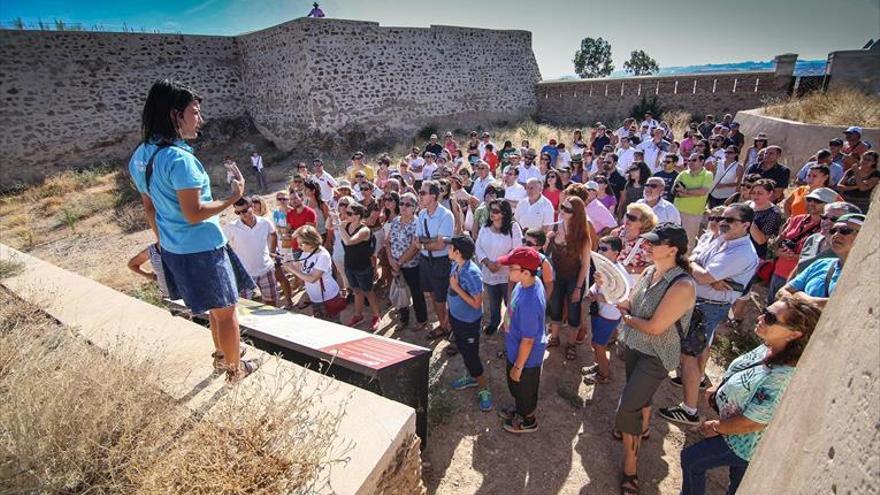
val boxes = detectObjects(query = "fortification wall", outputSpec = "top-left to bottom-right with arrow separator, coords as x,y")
536,54 -> 797,125
0,30 -> 245,185
0,19 -> 540,186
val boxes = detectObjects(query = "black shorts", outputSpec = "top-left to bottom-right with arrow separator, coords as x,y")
345,265 -> 375,292
506,361 -> 541,418
419,255 -> 451,303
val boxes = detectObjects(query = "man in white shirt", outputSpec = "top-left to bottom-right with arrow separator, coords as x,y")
502,166 -> 527,207
515,178 -> 555,233
470,161 -> 494,202
407,146 -> 426,185
422,152 -> 439,180
225,197 -> 279,306
584,181 -> 618,235
616,117 -> 636,140
615,136 -> 637,174
640,111 -> 659,130
517,150 -> 543,184
250,151 -> 267,191
637,128 -> 669,173
311,158 -> 337,201
637,177 -> 682,225
478,132 -> 496,159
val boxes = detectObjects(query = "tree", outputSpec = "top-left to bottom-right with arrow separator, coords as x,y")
623,50 -> 659,76
573,37 -> 614,79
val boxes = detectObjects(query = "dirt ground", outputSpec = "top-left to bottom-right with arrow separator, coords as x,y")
1,171 -> 759,495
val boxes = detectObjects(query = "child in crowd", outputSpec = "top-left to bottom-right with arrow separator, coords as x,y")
447,235 -> 493,412
497,247 -> 547,433
483,143 -> 499,176
127,243 -> 170,298
582,235 -> 631,384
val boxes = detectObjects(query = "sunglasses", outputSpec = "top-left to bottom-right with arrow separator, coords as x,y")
625,213 -> 641,222
760,309 -> 784,327
595,180 -> 607,184
400,202 -> 416,208
719,216 -> 744,223
234,209 -> 250,215
489,208 -> 503,214
355,175 -> 366,179
597,246 -> 610,252
708,216 -> 723,222
360,186 -> 372,192
663,160 -> 674,164
276,197 -> 289,202
687,158 -> 699,163
560,204 -> 574,214
830,225 -> 856,235
820,214 -> 839,222
603,161 -> 613,165
645,183 -> 661,189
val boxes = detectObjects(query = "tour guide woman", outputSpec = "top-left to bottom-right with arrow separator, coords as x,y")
130,79 -> 258,382
613,223 -> 696,495
679,294 -> 821,495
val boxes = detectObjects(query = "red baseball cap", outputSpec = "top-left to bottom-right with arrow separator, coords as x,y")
497,247 -> 541,272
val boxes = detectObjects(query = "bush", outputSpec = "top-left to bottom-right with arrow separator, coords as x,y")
763,87 -> 880,127
631,95 -> 665,120
415,124 -> 438,143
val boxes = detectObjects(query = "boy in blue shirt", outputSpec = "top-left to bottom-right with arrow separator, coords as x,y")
496,246 -> 548,433
447,236 -> 492,412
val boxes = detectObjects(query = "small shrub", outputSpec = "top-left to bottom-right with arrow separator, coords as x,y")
631,95 -> 665,120
127,282 -> 164,307
662,110 -> 693,138
518,119 -> 540,140
415,124 -> 438,143
58,206 -> 85,231
114,203 -> 150,233
0,259 -> 24,279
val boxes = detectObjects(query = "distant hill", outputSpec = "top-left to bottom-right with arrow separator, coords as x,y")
552,59 -> 826,81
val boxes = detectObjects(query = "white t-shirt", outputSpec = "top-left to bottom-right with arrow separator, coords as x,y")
422,162 -> 438,180
638,140 -> 667,173
637,198 -> 682,225
556,150 -> 572,168
408,156 -> 426,180
297,247 -> 340,303
224,217 -> 275,277
250,154 -> 263,171
616,147 -> 637,174
315,170 -> 338,201
517,164 -> 543,184
475,224 -> 523,285
504,182 -> 528,205
514,195 -> 555,232
710,160 -> 741,199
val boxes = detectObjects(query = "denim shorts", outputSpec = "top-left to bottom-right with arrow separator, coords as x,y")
419,255 -> 451,303
161,244 -> 255,315
590,315 -> 620,346
696,299 -> 732,348
345,265 -> 375,292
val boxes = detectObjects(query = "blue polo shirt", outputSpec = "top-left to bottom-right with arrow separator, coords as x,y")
128,140 -> 226,255
788,257 -> 842,298
415,204 -> 454,257
505,281 -> 548,368
448,260 -> 483,322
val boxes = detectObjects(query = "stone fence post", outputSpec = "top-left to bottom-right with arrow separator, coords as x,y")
772,53 -> 798,93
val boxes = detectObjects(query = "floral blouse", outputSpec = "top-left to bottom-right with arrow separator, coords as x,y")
388,216 -> 419,268
616,231 -> 650,274
715,344 -> 794,462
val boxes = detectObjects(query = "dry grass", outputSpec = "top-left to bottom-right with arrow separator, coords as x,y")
0,289 -> 344,494
764,87 -> 880,127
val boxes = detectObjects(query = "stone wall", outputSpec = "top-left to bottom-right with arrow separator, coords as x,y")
0,30 -> 245,185
738,191 -> 879,494
0,19 -> 540,186
825,44 -> 880,94
536,54 -> 797,125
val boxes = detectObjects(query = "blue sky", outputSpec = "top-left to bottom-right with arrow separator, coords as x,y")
3,0 -> 879,79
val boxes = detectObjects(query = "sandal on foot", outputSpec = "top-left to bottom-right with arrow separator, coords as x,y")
564,343 -> 577,361
226,358 -> 261,383
212,344 -> 248,370
620,473 -> 639,495
612,429 -> 650,441
547,336 -> 561,348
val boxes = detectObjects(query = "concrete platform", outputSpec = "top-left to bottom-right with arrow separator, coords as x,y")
0,243 -> 423,494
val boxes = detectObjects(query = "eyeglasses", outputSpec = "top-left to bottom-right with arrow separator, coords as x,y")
400,202 -> 416,208
708,216 -> 723,222
234,209 -> 250,215
355,175 -> 366,179
359,186 -> 372,192
276,197 -> 289,202
595,180 -> 607,184
645,183 -> 661,189
760,309 -> 785,327
820,214 -> 839,222
719,216 -> 744,223
560,204 -> 574,214
597,246 -> 610,252
830,225 -> 856,236
663,160 -> 674,164
625,213 -> 640,222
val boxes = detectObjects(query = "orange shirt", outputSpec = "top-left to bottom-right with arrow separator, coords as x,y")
788,186 -> 842,217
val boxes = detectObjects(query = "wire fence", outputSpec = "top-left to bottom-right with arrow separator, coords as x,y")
0,18 -> 178,34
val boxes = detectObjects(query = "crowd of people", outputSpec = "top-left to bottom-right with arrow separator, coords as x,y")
129,80 -> 873,495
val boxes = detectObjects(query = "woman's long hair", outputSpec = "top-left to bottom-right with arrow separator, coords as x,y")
626,161 -> 652,187
565,196 -> 589,253
765,295 -> 822,367
484,199 -> 514,236
303,179 -> 326,215
141,79 -> 202,143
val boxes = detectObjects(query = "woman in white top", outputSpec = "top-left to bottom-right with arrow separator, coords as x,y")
708,146 -> 744,208
288,225 -> 341,320
475,199 -> 522,335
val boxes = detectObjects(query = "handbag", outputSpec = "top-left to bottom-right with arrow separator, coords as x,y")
667,273 -> 709,357
317,274 -> 347,318
389,273 -> 411,309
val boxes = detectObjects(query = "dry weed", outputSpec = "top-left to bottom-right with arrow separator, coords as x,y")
114,202 -> 150,233
0,289 -> 344,494
764,87 -> 880,127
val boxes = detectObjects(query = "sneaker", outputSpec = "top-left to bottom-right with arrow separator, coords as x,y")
347,314 -> 365,327
580,363 -> 600,376
369,315 -> 381,331
478,389 -> 494,412
670,376 -> 711,389
657,405 -> 700,426
497,405 -> 516,421
503,415 -> 538,434
450,375 -> 478,391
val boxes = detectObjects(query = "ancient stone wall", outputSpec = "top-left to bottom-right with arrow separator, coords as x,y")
0,30 -> 245,185
0,19 -> 540,186
536,54 -> 797,126
825,45 -> 880,94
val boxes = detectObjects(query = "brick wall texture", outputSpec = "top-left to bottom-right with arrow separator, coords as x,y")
0,18 -> 540,185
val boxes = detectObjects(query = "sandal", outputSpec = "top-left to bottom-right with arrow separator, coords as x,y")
620,473 -> 639,495
426,326 -> 450,340
212,344 -> 248,370
547,336 -> 561,348
226,357 -> 261,383
612,429 -> 651,441
564,343 -> 577,361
